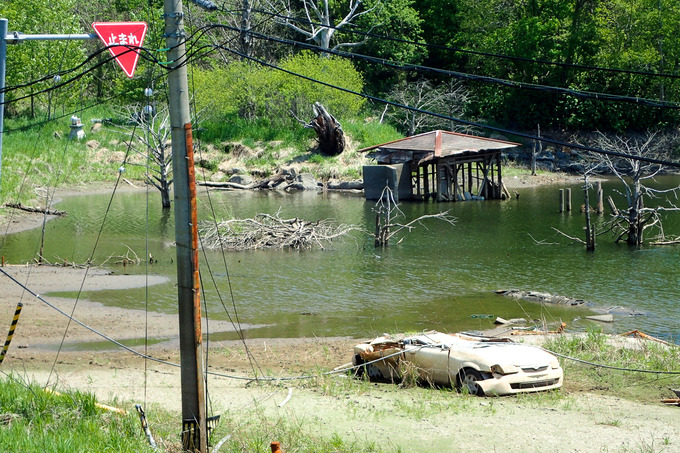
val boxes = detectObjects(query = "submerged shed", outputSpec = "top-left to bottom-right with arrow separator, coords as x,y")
360,130 -> 520,202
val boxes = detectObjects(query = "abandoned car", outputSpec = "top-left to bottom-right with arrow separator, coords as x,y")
352,331 -> 563,396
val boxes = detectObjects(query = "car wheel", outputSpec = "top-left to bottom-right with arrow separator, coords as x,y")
353,355 -> 365,377
457,368 -> 485,396
365,362 -> 384,381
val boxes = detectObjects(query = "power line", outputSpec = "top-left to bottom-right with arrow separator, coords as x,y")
194,24 -> 680,110
5,19 -> 680,169
245,7 -> 680,81
193,40 -> 680,168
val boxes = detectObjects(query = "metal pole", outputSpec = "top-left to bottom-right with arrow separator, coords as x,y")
163,1 -> 207,451
0,22 -> 96,197
0,19 -> 7,193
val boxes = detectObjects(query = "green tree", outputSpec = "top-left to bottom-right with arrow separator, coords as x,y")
352,0 -> 426,93
2,0 -> 87,117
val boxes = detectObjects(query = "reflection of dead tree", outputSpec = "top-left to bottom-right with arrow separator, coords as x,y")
594,132 -> 680,245
374,186 -> 456,247
199,211 -> 359,250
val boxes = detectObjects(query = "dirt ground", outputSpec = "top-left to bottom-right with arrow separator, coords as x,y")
2,179 -> 680,452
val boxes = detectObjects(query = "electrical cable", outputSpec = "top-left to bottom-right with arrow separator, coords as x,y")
188,24 -> 680,110
45,132 -> 136,388
246,7 -> 680,80
542,347 -> 680,375
2,267 -> 678,383
186,41 -> 680,169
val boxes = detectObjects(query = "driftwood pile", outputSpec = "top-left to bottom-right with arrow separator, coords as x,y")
198,213 -> 358,251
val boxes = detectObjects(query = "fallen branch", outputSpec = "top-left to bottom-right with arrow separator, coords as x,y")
198,181 -> 257,190
650,240 -> 680,245
4,203 -> 66,216
550,227 -> 586,245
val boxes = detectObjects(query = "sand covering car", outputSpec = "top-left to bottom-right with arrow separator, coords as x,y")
352,330 -> 563,396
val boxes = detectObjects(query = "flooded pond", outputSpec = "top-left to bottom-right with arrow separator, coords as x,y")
2,176 -> 680,343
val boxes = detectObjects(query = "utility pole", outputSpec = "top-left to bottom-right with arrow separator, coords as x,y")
0,19 -> 7,192
163,0 -> 208,451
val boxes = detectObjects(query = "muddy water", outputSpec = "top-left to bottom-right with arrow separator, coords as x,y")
2,176 -> 680,342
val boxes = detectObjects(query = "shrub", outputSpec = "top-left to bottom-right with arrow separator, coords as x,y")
192,52 -> 365,127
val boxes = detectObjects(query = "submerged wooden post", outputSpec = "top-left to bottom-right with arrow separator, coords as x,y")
566,188 -> 572,212
559,189 -> 564,212
596,181 -> 604,214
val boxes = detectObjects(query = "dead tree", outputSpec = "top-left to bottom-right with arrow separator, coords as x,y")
594,131 -> 680,245
267,0 -> 378,52
583,174 -> 595,251
115,105 -> 173,209
386,79 -> 472,137
373,186 -> 456,247
550,131 -> 680,249
302,102 -> 345,156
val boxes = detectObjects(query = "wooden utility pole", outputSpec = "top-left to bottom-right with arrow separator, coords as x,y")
163,0 -> 207,451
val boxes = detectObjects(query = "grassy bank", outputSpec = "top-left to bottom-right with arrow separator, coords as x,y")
544,330 -> 680,401
3,331 -> 678,452
0,108 -> 403,206
0,375 -> 155,452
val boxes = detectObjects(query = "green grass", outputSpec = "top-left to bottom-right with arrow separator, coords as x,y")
1,108 -> 402,205
1,106 -> 148,204
543,329 -> 680,401
0,376 -> 154,452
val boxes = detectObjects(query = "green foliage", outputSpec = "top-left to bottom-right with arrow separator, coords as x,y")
436,0 -> 680,131
352,0 -> 426,91
192,52 -> 365,127
2,0 -> 88,116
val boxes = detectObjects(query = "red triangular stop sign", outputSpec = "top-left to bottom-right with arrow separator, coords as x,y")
92,22 -> 148,78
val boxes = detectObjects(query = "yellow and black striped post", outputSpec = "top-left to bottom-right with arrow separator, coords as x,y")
0,302 -> 23,365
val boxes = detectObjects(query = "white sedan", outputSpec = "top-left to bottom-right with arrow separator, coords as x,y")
351,331 -> 563,396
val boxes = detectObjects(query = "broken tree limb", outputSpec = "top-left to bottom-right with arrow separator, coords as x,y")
4,203 -> 66,216
551,227 -> 586,244
373,186 -> 455,247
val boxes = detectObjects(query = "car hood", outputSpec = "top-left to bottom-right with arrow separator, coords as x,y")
462,342 -> 555,367
406,332 -> 556,368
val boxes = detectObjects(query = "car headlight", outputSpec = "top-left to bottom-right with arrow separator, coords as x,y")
490,364 -> 520,375
550,358 -> 560,369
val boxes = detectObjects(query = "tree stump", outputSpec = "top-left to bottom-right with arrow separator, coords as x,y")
306,102 -> 345,156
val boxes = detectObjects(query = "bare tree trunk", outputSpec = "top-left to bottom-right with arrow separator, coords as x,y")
532,124 -> 541,176
583,176 -> 595,251
627,179 -> 644,245
240,0 -> 253,59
